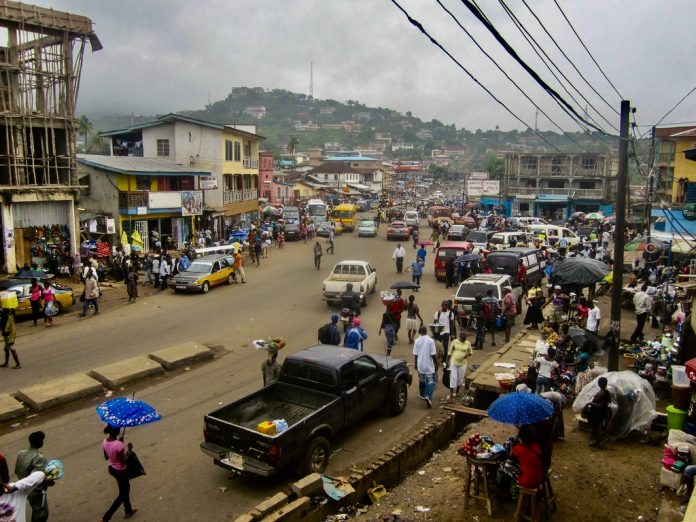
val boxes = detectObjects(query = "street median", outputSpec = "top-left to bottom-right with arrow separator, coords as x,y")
15,373 -> 104,411
148,341 -> 213,370
89,356 -> 165,389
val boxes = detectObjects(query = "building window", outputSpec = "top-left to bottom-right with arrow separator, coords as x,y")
234,142 -> 241,161
136,176 -> 150,191
157,139 -> 170,157
225,140 -> 233,161
551,157 -> 563,175
547,180 -> 564,189
581,156 -> 596,170
243,140 -> 251,158
578,180 -> 595,190
521,156 -> 538,170
223,174 -> 233,191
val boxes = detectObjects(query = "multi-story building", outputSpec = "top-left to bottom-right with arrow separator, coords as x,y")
258,151 -> 295,206
654,126 -> 696,204
502,152 -> 617,220
100,113 -> 263,240
0,2 -> 101,273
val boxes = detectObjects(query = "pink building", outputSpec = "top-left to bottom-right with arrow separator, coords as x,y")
259,151 -> 295,205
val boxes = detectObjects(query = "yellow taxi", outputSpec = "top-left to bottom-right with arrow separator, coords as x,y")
169,254 -> 236,293
0,278 -> 76,316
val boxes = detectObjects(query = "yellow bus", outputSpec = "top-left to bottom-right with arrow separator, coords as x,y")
330,203 -> 358,232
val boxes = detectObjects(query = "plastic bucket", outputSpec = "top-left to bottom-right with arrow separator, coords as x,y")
667,405 -> 688,431
671,385 -> 691,411
0,291 -> 18,309
672,365 -> 689,387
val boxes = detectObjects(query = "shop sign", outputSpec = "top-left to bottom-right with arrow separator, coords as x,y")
469,172 -> 489,180
136,206 -> 147,215
683,203 -> 696,221
181,190 -> 203,216
106,218 -> 116,234
467,180 -> 499,196
200,176 -> 218,190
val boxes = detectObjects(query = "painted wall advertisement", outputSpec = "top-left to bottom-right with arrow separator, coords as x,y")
181,191 -> 203,216
466,180 -> 500,196
200,176 -> 218,190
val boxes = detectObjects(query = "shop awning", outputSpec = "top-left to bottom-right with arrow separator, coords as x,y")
535,195 -> 568,202
77,154 -> 211,177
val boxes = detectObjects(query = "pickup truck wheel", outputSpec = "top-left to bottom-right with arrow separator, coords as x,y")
389,379 -> 408,416
303,436 -> 330,475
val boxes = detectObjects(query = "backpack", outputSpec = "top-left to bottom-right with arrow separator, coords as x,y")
483,303 -> 493,319
318,323 -> 332,344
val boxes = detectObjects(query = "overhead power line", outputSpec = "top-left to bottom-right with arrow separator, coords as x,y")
435,0 -> 587,151
459,0 -> 608,134
552,0 -> 624,101
490,0 -> 617,134
388,0 -> 562,152
522,0 -> 620,115
653,85 -> 696,129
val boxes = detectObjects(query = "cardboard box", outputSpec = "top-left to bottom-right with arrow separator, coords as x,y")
660,467 -> 683,490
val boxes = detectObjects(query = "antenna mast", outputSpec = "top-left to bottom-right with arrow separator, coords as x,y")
310,61 -> 314,98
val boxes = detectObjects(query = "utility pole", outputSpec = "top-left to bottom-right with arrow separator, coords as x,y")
609,100 -> 631,371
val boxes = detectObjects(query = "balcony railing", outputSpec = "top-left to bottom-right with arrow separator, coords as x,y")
508,186 -> 605,198
119,191 -> 148,208
243,157 -> 259,169
243,188 -> 258,200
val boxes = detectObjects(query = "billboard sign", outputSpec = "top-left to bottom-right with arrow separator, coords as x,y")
466,180 -> 500,196
181,191 -> 203,216
469,172 -> 489,180
200,176 -> 218,190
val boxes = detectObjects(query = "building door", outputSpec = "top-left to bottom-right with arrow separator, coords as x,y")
134,220 -> 149,252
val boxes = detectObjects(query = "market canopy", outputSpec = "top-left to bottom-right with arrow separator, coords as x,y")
552,257 -> 610,286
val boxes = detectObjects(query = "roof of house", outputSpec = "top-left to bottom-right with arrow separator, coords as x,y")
654,126 -> 696,139
100,113 -> 264,140
325,155 -> 378,161
306,162 -> 360,175
670,128 -> 696,138
77,154 -> 211,177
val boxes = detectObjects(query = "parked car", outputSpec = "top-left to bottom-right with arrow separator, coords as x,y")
200,347 -> 412,476
0,279 -> 75,316
386,220 -> 411,240
485,247 -> 547,286
447,224 -> 468,241
525,224 -> 580,247
322,260 -> 377,306
452,273 -> 523,325
357,220 -> 378,237
465,229 -> 494,250
170,254 -> 235,293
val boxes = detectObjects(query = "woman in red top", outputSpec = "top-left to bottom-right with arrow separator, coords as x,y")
29,278 -> 43,326
510,425 -> 545,489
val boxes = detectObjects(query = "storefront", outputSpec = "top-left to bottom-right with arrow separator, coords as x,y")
534,195 -> 569,221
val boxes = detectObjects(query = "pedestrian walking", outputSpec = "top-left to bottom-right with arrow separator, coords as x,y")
313,241 -> 323,270
445,256 -> 455,288
387,289 -> 406,341
472,294 -> 486,349
327,227 -> 335,254
378,310 -> 397,355
0,308 -> 19,369
142,256 -> 153,285
433,301 -> 454,363
15,431 -> 50,521
254,236 -> 263,266
586,300 -> 601,335
126,267 -> 138,302
587,376 -> 611,449
409,259 -> 423,288
446,332 -> 472,400
0,454 -> 47,522
393,243 -> 406,273
29,278 -> 43,326
159,255 -> 170,289
413,325 -> 437,408
344,318 -> 368,351
80,271 -> 100,317
234,250 -> 246,283
99,425 -> 138,522
152,255 -> 160,288
502,287 -> 517,344
42,280 -> 55,327
631,283 -> 650,343
405,295 -> 424,344
482,289 -> 499,347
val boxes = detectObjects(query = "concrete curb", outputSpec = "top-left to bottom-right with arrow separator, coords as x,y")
149,341 -> 213,370
0,393 -> 27,421
15,373 -> 104,411
90,356 -> 165,389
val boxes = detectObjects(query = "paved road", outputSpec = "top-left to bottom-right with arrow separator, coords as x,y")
0,217 -> 526,521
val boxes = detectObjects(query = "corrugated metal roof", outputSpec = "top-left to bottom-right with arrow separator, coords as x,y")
77,154 -> 212,176
325,156 -> 378,161
100,113 -> 264,140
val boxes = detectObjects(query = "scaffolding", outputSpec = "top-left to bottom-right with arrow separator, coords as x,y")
0,0 -> 100,189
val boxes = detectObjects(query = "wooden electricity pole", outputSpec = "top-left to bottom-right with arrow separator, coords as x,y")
608,100 -> 631,371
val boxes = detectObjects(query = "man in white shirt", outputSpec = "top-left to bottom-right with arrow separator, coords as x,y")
1,453 -> 45,522
433,301 -> 452,361
159,256 -> 170,290
152,256 -> 161,288
631,283 -> 651,342
393,243 -> 406,274
601,230 -> 611,249
534,348 -> 559,394
586,301 -> 601,334
413,326 -> 437,408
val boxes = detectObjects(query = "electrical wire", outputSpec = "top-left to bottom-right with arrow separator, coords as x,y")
491,0 -> 618,134
460,0 -> 608,134
435,0 -> 587,151
388,0 -> 563,152
552,0 -> 623,101
653,85 -> 696,129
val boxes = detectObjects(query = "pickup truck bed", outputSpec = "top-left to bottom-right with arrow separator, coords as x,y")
213,384 -> 335,430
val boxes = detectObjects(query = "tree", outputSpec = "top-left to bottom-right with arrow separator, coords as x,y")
77,115 -> 92,152
287,135 -> 299,155
485,150 -> 505,180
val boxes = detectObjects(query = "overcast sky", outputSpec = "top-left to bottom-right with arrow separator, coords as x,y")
35,0 -> 696,134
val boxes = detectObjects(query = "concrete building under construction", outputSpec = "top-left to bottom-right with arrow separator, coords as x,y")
0,0 -> 100,273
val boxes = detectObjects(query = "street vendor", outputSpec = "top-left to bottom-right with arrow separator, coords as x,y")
510,425 -> 545,489
550,286 -> 570,326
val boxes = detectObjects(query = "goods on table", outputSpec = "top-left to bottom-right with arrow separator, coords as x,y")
458,433 -> 505,460
495,373 -> 516,392
252,337 -> 287,351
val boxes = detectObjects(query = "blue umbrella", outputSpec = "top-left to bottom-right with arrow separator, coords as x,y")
487,392 -> 554,425
96,397 -> 162,428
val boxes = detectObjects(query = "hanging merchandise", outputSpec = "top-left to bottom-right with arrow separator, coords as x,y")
96,241 -> 111,258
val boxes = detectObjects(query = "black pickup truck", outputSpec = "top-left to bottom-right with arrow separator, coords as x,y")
200,346 -> 412,477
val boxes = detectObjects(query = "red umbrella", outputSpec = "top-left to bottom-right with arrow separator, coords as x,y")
685,358 -> 696,383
